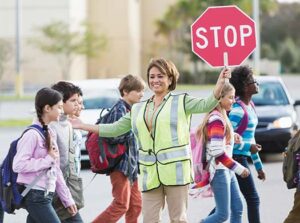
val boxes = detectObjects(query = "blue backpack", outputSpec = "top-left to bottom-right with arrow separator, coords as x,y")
0,124 -> 46,214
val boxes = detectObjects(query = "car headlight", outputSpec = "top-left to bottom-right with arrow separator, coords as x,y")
267,116 -> 293,129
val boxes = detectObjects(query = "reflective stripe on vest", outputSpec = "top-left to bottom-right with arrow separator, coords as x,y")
139,146 -> 190,164
131,102 -> 144,149
131,94 -> 193,191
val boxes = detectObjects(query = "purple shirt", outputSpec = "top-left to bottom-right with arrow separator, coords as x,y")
12,121 -> 75,208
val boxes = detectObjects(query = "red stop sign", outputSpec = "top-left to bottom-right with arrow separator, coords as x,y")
191,5 -> 256,67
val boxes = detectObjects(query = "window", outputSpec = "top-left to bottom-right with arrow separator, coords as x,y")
252,82 -> 289,106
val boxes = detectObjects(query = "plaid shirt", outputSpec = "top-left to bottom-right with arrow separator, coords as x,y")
104,99 -> 138,183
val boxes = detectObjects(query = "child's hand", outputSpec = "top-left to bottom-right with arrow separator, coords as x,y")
257,169 -> 266,181
67,204 -> 78,216
241,168 -> 250,178
250,144 -> 262,154
234,133 -> 242,144
48,146 -> 59,160
69,117 -> 83,129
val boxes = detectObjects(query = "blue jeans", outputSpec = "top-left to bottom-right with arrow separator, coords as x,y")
202,169 -> 243,223
233,155 -> 261,223
0,203 -> 3,223
61,212 -> 83,223
24,189 -> 60,223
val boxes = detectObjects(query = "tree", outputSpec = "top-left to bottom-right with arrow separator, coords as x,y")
155,0 -> 277,79
260,3 -> 300,73
30,21 -> 107,80
0,39 -> 12,81
279,38 -> 298,73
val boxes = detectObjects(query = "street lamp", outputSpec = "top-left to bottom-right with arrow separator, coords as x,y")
253,0 -> 260,75
15,0 -> 23,97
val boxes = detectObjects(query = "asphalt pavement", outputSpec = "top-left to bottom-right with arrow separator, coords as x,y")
0,126 -> 295,223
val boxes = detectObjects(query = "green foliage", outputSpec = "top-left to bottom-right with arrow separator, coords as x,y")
0,39 -> 12,80
261,43 -> 276,60
30,21 -> 107,79
261,3 -> 300,73
179,69 -> 220,84
279,38 -> 299,73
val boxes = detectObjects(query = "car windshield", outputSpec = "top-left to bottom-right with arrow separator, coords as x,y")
83,89 -> 119,109
84,97 -> 119,109
252,81 -> 289,106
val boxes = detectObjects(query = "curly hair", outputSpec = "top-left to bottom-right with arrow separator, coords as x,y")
229,65 -> 253,97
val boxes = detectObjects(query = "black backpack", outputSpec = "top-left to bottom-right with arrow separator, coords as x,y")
0,125 -> 46,213
282,130 -> 300,189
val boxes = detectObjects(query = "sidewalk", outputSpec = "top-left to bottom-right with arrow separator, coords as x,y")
0,100 -> 34,120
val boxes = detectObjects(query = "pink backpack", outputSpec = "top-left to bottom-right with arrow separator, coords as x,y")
189,110 -> 224,198
189,128 -> 213,198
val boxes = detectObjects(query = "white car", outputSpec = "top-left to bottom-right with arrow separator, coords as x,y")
71,79 -> 121,165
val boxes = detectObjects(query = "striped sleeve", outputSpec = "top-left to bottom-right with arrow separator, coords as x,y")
215,153 -> 245,175
207,115 -> 225,157
251,152 -> 263,171
207,115 -> 245,175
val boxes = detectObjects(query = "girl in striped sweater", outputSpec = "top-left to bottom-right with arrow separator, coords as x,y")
198,82 -> 249,223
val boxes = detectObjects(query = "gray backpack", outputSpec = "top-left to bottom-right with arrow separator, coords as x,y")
282,130 -> 300,189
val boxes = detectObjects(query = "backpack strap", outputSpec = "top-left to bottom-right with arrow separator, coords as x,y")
21,169 -> 48,197
66,124 -> 75,178
17,124 -> 45,142
235,99 -> 249,135
19,124 -> 48,197
96,102 -> 120,124
27,124 -> 46,140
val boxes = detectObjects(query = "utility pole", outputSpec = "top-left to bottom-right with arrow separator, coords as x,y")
15,0 -> 23,97
253,0 -> 260,75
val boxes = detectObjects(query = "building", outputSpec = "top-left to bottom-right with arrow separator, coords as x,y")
0,0 -> 176,88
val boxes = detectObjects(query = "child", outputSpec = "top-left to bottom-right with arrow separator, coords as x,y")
284,128 -> 300,223
229,65 -> 265,223
72,86 -> 84,174
12,87 -> 77,223
92,74 -> 145,223
50,81 -> 84,223
198,83 -> 249,223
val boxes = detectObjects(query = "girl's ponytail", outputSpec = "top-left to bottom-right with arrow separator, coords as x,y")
35,87 -> 62,151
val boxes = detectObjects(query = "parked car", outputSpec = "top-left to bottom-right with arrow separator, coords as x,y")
253,76 -> 300,153
71,79 -> 121,165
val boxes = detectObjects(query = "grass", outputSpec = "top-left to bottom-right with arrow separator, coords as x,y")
0,84 -> 212,127
0,119 -> 32,128
0,95 -> 34,101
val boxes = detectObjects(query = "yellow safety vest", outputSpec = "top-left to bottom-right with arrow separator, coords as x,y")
131,94 -> 193,192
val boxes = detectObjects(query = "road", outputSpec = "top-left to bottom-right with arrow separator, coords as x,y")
1,75 -> 299,222
0,127 -> 295,223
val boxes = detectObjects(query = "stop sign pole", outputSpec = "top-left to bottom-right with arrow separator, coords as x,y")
191,5 -> 256,68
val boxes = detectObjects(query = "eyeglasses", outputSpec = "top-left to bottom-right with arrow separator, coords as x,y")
247,80 -> 259,85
